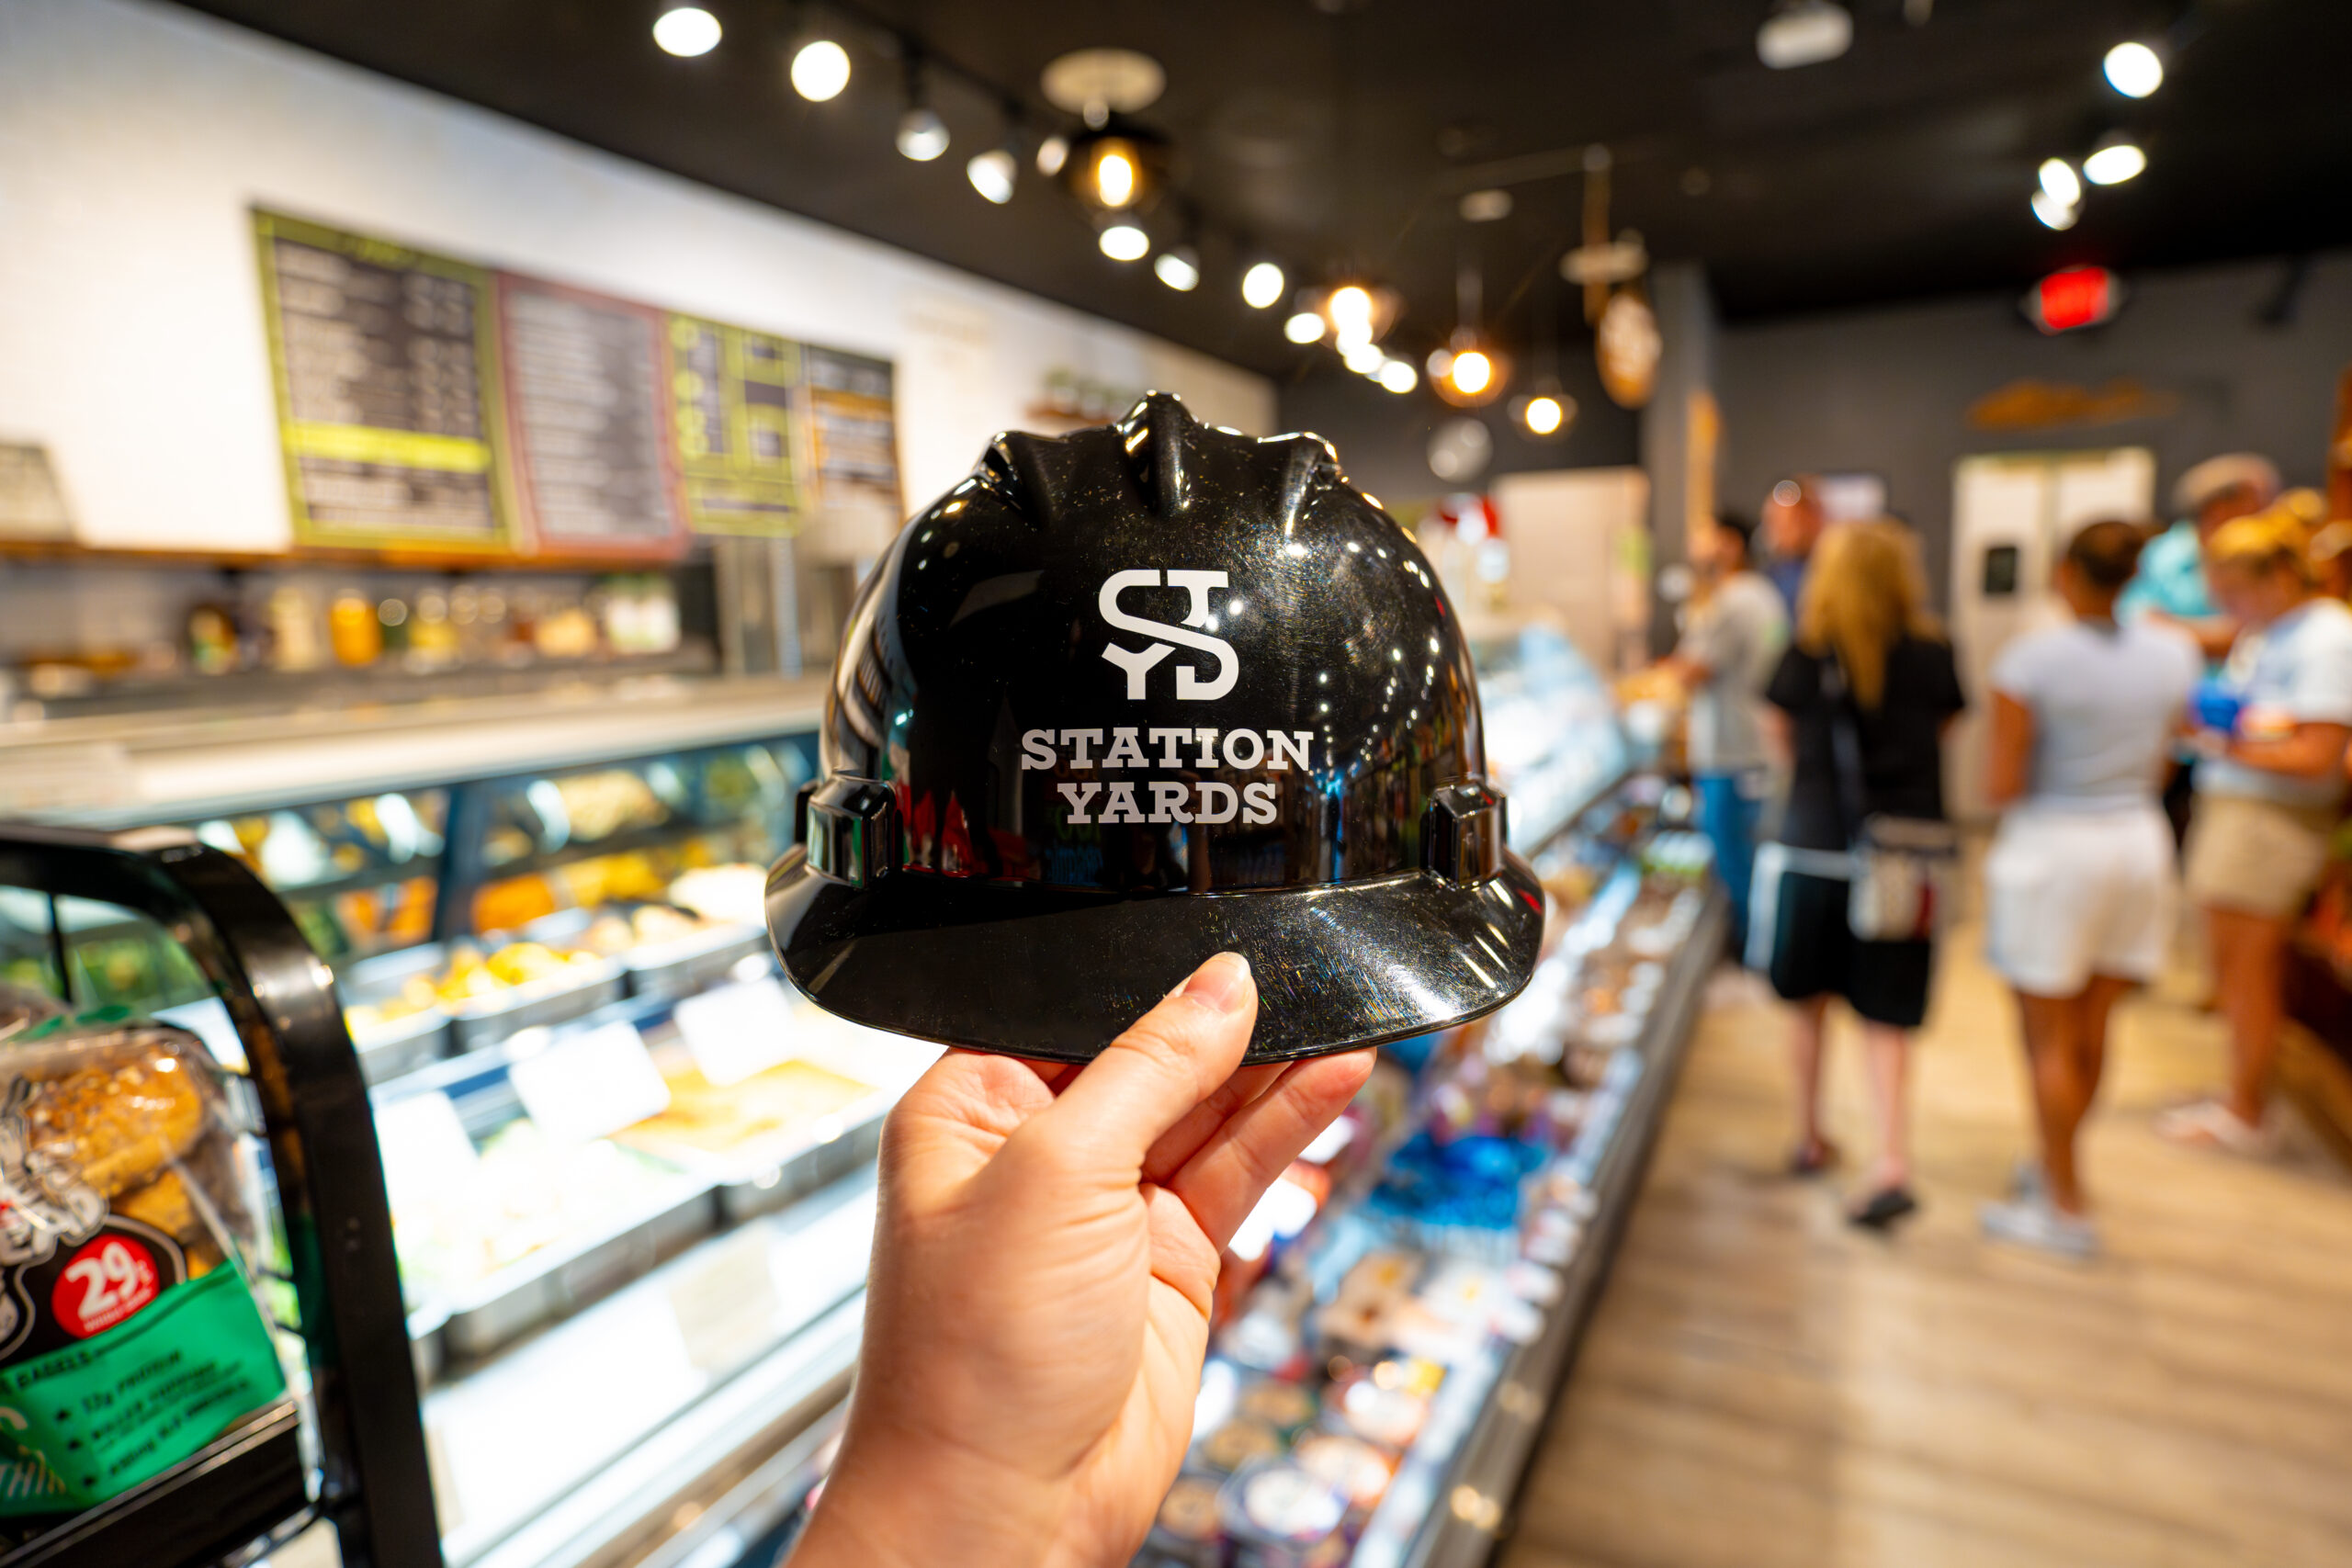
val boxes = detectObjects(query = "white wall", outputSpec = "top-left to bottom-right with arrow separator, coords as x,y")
0,0 -> 1275,552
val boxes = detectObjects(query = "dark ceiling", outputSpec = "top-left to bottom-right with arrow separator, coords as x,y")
172,0 -> 2352,380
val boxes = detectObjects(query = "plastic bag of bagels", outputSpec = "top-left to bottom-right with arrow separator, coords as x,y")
0,1010 -> 286,1516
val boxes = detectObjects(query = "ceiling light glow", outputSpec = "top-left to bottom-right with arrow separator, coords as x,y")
1342,340 -> 1385,375
789,39 -> 850,99
2104,41 -> 2163,98
1095,151 -> 1136,208
1523,396 -> 1565,435
1328,285 -> 1374,336
1283,311 -> 1326,344
1449,350 -> 1493,397
653,7 -> 721,57
1756,0 -> 1852,69
2030,189 -> 2079,230
2037,158 -> 2081,207
897,107 -> 950,162
1154,248 -> 1201,291
1036,135 -> 1069,176
1099,223 -> 1149,262
967,148 -> 1017,204
1241,261 -> 1285,310
2083,141 -> 2145,185
1377,359 -> 1418,394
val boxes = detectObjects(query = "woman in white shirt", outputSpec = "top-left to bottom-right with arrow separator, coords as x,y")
1980,521 -> 2199,1257
2162,511 -> 2352,1154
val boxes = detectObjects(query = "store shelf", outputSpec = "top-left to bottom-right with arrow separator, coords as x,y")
1387,888 -> 1724,1568
431,1168 -> 877,1568
0,1402 -> 307,1568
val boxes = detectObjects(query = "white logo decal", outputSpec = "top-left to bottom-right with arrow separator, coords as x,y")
1099,569 -> 1238,701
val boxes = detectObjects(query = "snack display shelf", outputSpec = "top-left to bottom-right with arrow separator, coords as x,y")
1374,883 -> 1722,1568
1125,795 -> 1724,1568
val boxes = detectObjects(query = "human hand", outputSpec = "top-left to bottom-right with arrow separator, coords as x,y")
790,953 -> 1374,1568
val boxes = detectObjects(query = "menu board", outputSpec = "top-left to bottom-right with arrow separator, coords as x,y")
494,275 -> 686,557
254,210 -> 512,550
670,316 -> 804,537
801,348 -> 901,517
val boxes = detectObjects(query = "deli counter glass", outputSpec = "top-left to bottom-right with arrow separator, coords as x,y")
0,621 -> 1690,1568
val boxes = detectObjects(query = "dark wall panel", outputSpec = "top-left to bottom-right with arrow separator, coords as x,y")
1715,251 -> 2352,606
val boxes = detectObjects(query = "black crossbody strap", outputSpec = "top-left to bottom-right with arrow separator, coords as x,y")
1821,650 -> 1870,845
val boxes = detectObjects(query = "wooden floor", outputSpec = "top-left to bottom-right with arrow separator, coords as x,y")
1500,902 -> 2352,1568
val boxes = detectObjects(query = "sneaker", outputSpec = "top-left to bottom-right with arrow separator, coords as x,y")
2153,1099 -> 2279,1156
1980,1195 -> 2100,1260
2009,1160 -> 2043,1201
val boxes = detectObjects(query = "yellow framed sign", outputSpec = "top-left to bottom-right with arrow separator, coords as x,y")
669,314 -> 804,537
254,209 -> 514,551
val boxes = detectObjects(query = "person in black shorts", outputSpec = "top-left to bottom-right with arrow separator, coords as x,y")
1750,520 -> 1965,1229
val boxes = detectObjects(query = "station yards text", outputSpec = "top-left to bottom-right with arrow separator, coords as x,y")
1020,727 -> 1312,826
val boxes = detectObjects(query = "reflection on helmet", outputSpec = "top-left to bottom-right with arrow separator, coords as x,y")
820,394 -> 1483,894
772,392 -> 1543,1061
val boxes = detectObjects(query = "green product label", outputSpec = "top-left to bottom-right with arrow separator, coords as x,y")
0,1267 -> 286,1512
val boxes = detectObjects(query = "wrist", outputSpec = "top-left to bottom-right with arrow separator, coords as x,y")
792,1431 -> 1065,1568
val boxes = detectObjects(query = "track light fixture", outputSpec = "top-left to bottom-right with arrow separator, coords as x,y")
789,36 -> 851,100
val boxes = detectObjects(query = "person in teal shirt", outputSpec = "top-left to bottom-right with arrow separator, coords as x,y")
2119,452 -> 2281,663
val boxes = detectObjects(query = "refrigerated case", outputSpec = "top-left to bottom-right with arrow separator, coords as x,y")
746,639 -> 1719,1568
0,676 -> 915,1568
0,624 -> 1709,1568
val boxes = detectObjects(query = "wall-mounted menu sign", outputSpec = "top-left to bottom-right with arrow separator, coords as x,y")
254,210 -> 513,550
670,316 -> 804,537
495,276 -> 686,557
254,209 -> 899,555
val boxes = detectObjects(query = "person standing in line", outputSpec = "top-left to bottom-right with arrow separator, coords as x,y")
1760,476 -> 1827,615
1751,522 -> 1964,1228
1662,512 -> 1788,957
1977,522 -> 2201,1258
2158,511 -> 2352,1153
2120,454 -> 2280,845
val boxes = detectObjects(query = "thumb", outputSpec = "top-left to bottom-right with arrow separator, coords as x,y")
1028,953 -> 1259,1174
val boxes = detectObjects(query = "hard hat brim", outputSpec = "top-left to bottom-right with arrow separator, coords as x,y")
763,849 -> 1546,1064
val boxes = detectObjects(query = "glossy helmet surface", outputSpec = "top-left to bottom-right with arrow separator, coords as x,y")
765,392 -> 1543,1062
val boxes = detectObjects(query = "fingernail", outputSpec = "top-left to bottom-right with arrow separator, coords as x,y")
1182,952 -> 1253,1015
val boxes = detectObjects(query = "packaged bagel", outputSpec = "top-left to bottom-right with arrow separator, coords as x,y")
0,1010 -> 285,1514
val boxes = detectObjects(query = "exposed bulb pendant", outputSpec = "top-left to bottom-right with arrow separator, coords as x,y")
897,58 -> 948,162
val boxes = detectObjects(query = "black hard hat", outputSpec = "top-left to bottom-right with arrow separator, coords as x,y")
765,392 -> 1543,1063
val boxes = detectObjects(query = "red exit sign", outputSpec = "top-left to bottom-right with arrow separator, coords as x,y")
2024,266 -> 2124,333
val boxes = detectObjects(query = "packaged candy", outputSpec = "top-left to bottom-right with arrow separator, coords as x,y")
0,1012 -> 285,1514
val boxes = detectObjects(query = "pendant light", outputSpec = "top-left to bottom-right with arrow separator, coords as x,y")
1430,242 -> 1507,408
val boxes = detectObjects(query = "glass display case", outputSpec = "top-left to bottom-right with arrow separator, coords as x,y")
0,630 -> 1699,1568
1464,615 -> 1631,856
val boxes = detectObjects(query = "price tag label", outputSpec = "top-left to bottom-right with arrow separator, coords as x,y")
507,1021 -> 670,1144
672,977 -> 797,1087
373,1090 -> 480,1217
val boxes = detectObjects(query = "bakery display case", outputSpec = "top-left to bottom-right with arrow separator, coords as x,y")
0,679 -> 922,1568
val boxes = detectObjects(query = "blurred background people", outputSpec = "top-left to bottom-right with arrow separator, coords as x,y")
2121,453 -> 2281,660
1751,521 -> 1964,1228
2121,453 -> 2280,847
1661,512 -> 1788,957
2311,518 -> 2352,603
2161,511 -> 2352,1153
1978,522 -> 2200,1258
1759,476 -> 1826,614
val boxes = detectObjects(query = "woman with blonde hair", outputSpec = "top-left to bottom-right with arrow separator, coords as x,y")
2159,509 -> 2352,1152
1751,522 -> 1965,1227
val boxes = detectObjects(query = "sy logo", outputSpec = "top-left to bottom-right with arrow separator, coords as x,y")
1099,570 -> 1238,701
